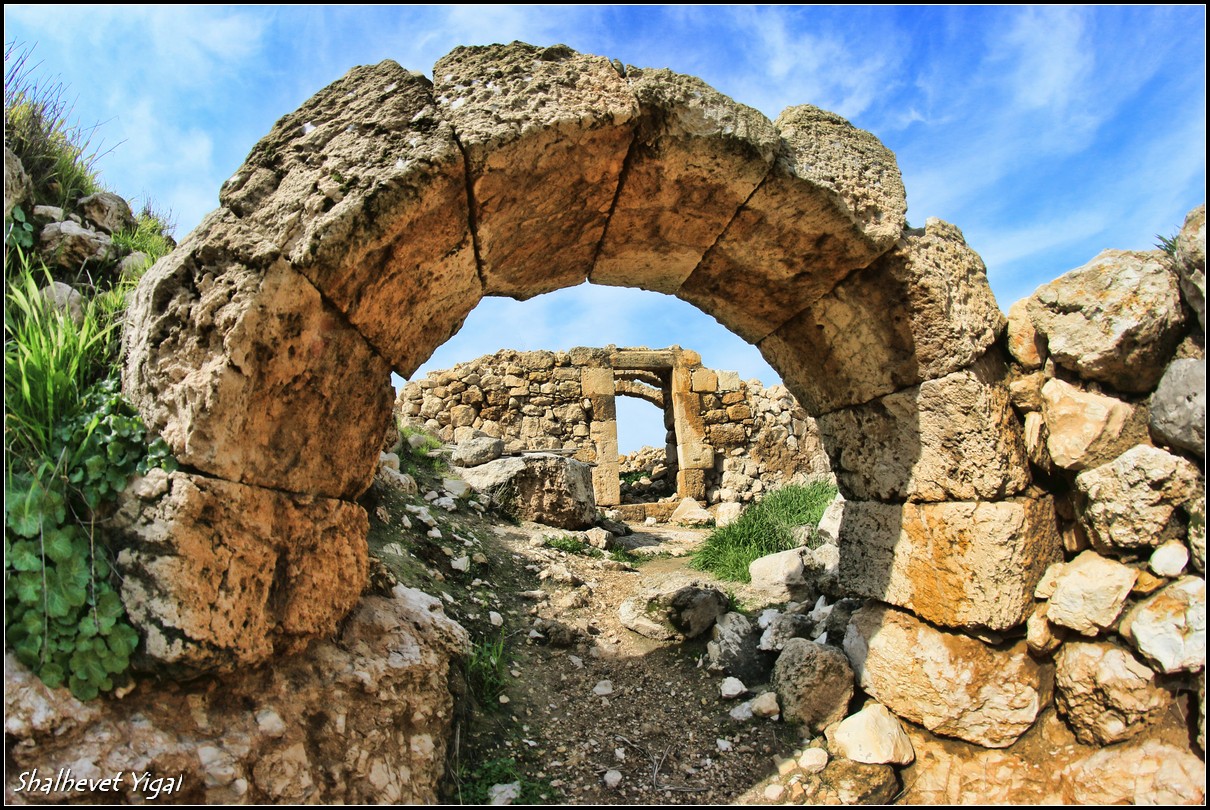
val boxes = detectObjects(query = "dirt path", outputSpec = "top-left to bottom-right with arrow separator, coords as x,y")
450,520 -> 797,804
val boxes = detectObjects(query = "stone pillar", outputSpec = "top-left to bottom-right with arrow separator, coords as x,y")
581,366 -> 620,506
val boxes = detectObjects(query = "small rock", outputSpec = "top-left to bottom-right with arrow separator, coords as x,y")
1150,541 -> 1190,578
487,781 -> 521,805
720,677 -> 747,699
450,556 -> 470,572
603,769 -> 622,789
729,701 -> 754,722
828,703 -> 915,765
751,691 -> 780,719
670,497 -> 713,526
489,611 -> 503,627
1046,550 -> 1137,636
776,756 -> 798,776
764,784 -> 785,801
798,747 -> 828,773
1119,575 -> 1206,673
593,680 -> 614,697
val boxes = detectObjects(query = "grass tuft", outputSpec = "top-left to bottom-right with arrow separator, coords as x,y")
690,480 -> 837,582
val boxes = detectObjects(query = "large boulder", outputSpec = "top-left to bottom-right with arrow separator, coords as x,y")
618,577 -> 728,641
844,603 -> 1052,748
706,612 -> 771,686
39,219 -> 114,268
1024,249 -> 1185,393
772,638 -> 854,734
747,548 -> 807,605
4,585 -> 468,803
1075,445 -> 1203,552
1175,203 -> 1206,332
449,433 -> 504,467
457,453 -> 596,529
1054,640 -> 1173,745
1149,358 -> 1206,458
77,191 -> 136,235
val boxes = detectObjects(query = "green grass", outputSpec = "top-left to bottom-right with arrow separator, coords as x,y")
4,42 -> 106,209
466,632 -> 509,708
110,206 -> 176,268
690,480 -> 837,582
454,756 -> 556,805
542,534 -> 592,555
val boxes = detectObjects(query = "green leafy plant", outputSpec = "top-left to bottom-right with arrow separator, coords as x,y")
691,480 -> 838,582
110,206 -> 176,270
4,203 -> 36,251
1155,231 -> 1180,257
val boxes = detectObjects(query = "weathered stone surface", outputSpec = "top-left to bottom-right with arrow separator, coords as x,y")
1076,444 -> 1203,552
619,577 -> 728,641
4,145 -> 33,222
77,191 -> 136,234
450,433 -> 504,467
1175,203 -> 1206,332
758,612 -> 815,652
1026,249 -> 1185,392
433,42 -> 637,299
111,470 -> 369,673
761,218 -> 1004,413
678,105 -> 905,343
748,549 -> 807,605
816,355 -> 1030,501
1040,378 -> 1148,470
222,61 -> 480,377
1054,640 -> 1172,745
123,210 -> 393,500
1045,550 -> 1137,636
839,496 -> 1061,630
1006,299 -> 1045,370
900,711 -> 1205,805
458,453 -> 596,529
828,703 -> 915,765
1119,576 -> 1206,674
39,219 -> 113,267
669,497 -> 713,526
1025,602 -> 1065,656
706,612 -> 772,686
1150,358 -> 1206,458
39,281 -> 84,325
591,67 -> 778,291
772,638 -> 854,734
4,585 -> 467,803
844,603 -> 1052,748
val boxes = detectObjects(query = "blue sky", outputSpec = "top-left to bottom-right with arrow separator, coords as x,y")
6,6 -> 1206,451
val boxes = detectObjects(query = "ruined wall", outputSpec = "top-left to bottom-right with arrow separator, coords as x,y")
397,346 -> 831,506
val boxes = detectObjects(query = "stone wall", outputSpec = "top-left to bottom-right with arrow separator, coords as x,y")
397,346 -> 831,507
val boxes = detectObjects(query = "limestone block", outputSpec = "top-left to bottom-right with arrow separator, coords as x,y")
1149,358 -> 1206,458
1175,203 -> 1206,332
690,367 -> 719,392
433,43 -> 637,298
678,105 -> 905,343
450,433 -> 504,467
1060,740 -> 1206,805
1041,378 -> 1149,470
1076,445 -> 1203,552
39,219 -> 113,268
839,496 -> 1061,630
772,638 -> 854,734
457,454 -> 597,529
77,191 -> 136,235
219,61 -> 480,376
760,219 -> 1004,413
592,67 -> 778,291
816,356 -> 1030,502
122,211 -> 393,500
112,470 -> 369,673
5,585 -> 467,804
827,703 -> 915,765
1054,640 -> 1172,745
1006,299 -> 1045,369
1046,550 -> 1137,636
844,603 -> 1052,748
619,577 -> 728,641
670,497 -> 713,526
1119,576 -> 1206,674
1026,249 -> 1185,392
747,549 -> 807,605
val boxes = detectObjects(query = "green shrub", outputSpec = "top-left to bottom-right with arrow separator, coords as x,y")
454,756 -> 555,805
110,206 -> 176,270
466,632 -> 508,707
690,480 -> 838,582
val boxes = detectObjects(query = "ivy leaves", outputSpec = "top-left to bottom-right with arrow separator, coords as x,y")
4,375 -> 175,700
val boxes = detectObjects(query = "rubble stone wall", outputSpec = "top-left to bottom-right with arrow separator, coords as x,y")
398,346 -> 832,506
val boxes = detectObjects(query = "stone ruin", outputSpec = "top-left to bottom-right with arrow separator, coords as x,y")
398,345 -> 831,517
5,41 -> 1205,804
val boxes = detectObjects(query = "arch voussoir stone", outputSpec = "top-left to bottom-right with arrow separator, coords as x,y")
675,104 -> 907,344
219,60 -> 481,377
433,42 -> 638,299
122,209 -> 393,500
590,66 -> 780,292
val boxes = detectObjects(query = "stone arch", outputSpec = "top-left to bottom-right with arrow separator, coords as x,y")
614,377 -> 665,410
120,42 -> 1057,673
